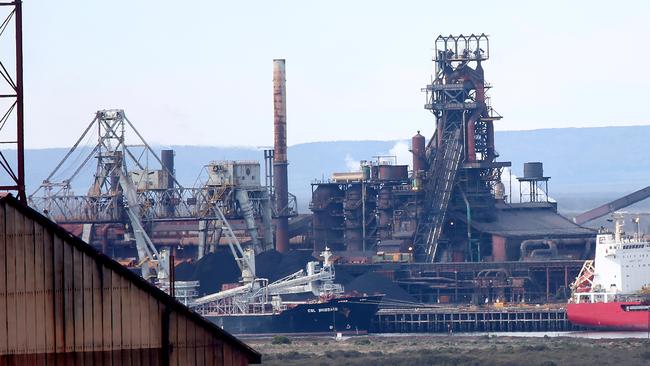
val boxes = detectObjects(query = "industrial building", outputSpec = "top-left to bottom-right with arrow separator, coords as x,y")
310,34 -> 594,264
0,193 -> 260,364
23,35 -> 613,306
27,109 -> 302,271
3,11 -> 648,337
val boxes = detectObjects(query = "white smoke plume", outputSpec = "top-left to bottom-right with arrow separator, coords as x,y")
501,167 -> 556,203
387,141 -> 411,169
344,153 -> 360,172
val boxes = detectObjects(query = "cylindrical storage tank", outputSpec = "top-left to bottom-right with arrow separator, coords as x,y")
378,165 -> 409,181
523,162 -> 544,179
361,164 -> 371,180
411,131 -> 426,175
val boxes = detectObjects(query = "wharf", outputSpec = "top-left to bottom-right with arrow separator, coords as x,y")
371,305 -> 578,333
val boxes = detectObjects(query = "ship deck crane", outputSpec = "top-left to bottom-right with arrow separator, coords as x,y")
189,248 -> 343,315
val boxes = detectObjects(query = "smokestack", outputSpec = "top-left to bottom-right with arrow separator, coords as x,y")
161,149 -> 175,217
273,59 -> 289,253
161,149 -> 175,189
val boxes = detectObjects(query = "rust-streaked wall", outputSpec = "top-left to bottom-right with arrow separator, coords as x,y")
0,196 -> 259,365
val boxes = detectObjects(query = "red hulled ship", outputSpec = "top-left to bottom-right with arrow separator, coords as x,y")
567,214 -> 650,330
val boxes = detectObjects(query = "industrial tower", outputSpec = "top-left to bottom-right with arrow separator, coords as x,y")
414,34 -> 510,262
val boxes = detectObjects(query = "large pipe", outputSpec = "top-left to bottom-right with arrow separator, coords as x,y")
260,189 -> 274,250
519,238 -> 588,260
520,239 -> 557,260
465,109 -> 481,162
273,59 -> 289,253
235,189 -> 261,253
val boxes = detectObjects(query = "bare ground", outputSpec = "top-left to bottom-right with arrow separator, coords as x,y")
246,334 -> 650,366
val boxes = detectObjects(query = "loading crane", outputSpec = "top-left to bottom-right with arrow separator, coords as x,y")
188,248 -> 343,315
118,171 -> 161,278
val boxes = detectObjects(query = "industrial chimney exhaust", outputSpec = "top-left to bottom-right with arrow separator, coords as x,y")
273,59 -> 289,253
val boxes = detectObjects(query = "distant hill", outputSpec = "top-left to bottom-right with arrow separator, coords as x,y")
13,125 -> 650,216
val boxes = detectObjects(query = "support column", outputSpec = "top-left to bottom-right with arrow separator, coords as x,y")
491,235 -> 507,262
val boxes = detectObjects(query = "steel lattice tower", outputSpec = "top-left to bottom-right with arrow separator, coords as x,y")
0,1 -> 24,202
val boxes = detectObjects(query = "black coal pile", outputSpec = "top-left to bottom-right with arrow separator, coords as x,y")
254,249 -> 317,282
270,250 -> 316,282
340,270 -> 415,303
174,251 -> 240,296
171,249 -> 415,304
172,249 -> 316,296
173,261 -> 195,281
254,249 -> 284,281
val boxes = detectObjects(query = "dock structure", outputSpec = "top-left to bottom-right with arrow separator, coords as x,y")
340,260 -> 585,304
372,306 -> 577,333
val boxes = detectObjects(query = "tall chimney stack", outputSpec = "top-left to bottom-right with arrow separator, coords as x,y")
273,59 -> 289,253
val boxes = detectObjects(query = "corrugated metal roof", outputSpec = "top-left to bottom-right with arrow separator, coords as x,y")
0,194 -> 261,364
467,205 -> 595,238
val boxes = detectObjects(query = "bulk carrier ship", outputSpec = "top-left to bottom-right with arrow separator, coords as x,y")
180,248 -> 382,335
568,214 -> 650,330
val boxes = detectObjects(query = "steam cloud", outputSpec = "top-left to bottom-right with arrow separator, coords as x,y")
388,141 -> 411,169
501,167 -> 556,203
344,153 -> 360,172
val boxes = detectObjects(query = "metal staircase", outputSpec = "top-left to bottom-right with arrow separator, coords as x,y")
414,128 -> 464,262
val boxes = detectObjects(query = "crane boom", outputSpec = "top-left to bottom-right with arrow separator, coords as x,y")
118,171 -> 160,278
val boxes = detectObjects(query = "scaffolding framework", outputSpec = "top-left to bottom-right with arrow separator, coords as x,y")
0,1 -> 24,202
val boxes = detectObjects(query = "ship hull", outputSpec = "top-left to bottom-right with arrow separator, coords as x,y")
567,301 -> 650,331
206,295 -> 382,336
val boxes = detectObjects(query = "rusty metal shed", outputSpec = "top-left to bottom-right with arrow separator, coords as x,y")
0,194 -> 260,365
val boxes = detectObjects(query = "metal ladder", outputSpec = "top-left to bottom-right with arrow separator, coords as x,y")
415,128 -> 463,262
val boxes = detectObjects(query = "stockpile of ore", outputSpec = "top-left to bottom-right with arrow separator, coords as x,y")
174,249 -> 316,296
173,249 -> 415,304
335,269 -> 415,303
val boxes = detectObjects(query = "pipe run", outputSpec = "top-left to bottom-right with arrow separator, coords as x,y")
235,188 -> 261,253
519,238 -> 589,260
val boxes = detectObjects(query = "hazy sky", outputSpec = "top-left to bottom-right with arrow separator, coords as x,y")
19,1 -> 650,148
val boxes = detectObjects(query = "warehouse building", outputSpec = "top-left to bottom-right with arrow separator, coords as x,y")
0,194 -> 260,365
